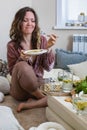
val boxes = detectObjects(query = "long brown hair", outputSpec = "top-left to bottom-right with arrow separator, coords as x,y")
10,6 -> 40,49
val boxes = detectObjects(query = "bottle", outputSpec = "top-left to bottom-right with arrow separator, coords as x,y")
78,12 -> 85,22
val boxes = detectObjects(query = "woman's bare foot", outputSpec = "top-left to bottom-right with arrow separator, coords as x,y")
17,96 -> 47,112
17,102 -> 33,112
17,98 -> 36,112
17,103 -> 26,112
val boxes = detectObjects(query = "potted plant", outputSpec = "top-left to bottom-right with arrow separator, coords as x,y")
72,77 -> 87,114
74,76 -> 87,94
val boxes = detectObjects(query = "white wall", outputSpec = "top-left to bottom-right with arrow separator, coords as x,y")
0,0 -> 32,60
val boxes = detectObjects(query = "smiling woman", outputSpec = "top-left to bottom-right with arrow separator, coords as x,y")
7,6 -> 57,112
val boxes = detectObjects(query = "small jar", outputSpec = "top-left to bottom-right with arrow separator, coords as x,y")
78,12 -> 85,22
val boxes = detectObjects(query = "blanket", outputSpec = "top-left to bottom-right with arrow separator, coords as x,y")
0,106 -> 24,130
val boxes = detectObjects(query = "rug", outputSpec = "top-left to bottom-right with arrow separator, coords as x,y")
1,95 -> 47,130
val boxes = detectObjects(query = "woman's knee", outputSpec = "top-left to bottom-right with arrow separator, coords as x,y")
13,61 -> 36,79
15,61 -> 32,73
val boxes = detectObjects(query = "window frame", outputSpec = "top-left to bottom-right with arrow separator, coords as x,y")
54,0 -> 87,30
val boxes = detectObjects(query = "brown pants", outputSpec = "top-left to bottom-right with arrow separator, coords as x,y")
10,61 -> 41,101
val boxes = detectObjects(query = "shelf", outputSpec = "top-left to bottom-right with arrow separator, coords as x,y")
53,26 -> 87,30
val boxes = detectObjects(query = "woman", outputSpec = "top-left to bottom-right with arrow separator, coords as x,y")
7,6 -> 57,112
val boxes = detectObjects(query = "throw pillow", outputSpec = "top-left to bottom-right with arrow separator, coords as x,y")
0,106 -> 24,130
0,59 -> 9,77
67,61 -> 87,79
55,49 -> 87,70
0,76 -> 10,94
6,73 -> 11,84
0,92 -> 4,102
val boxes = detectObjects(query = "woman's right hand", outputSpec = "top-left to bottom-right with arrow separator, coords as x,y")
47,34 -> 58,49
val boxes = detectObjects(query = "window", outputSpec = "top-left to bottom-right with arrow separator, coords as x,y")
55,0 -> 87,29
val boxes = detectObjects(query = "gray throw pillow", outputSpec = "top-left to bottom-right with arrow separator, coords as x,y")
55,49 -> 87,70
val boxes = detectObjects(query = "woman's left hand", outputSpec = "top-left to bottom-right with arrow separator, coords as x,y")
46,34 -> 58,49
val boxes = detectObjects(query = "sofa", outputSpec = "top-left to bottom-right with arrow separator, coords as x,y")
54,49 -> 87,79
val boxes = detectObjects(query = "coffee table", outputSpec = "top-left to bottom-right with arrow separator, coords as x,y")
46,96 -> 87,130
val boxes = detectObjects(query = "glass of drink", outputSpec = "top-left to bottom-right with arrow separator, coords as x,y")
72,94 -> 87,115
62,71 -> 73,93
58,71 -> 64,81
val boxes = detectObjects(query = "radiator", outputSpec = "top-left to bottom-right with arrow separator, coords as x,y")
73,34 -> 87,53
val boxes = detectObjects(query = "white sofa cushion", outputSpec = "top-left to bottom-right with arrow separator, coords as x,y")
0,76 -> 10,94
67,61 -> 87,79
0,106 -> 24,130
0,92 -> 4,102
